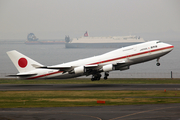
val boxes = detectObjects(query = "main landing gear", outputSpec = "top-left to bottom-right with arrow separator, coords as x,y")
156,58 -> 160,66
91,73 -> 102,81
91,72 -> 109,81
91,72 -> 110,81
104,72 -> 109,80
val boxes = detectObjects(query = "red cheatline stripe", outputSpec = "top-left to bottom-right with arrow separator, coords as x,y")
28,71 -> 63,79
88,46 -> 174,65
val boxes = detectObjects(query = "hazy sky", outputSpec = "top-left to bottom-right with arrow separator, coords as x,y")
0,0 -> 180,39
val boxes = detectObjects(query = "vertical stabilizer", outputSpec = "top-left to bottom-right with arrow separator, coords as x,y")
7,50 -> 43,73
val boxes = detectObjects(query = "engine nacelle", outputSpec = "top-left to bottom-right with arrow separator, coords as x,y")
74,66 -> 85,74
119,66 -> 129,71
102,64 -> 114,72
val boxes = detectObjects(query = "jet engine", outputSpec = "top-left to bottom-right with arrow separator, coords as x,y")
74,66 -> 86,74
102,64 -> 114,72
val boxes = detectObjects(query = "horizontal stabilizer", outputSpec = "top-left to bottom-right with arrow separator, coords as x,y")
6,73 -> 37,77
31,64 -> 44,68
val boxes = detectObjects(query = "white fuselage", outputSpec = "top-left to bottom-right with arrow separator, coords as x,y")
25,40 -> 173,79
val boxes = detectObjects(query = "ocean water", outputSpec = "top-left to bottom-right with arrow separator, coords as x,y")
0,40 -> 179,78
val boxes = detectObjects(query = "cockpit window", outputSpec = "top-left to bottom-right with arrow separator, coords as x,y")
156,41 -> 162,44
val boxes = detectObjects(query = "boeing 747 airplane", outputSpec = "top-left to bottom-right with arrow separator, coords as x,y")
7,40 -> 173,80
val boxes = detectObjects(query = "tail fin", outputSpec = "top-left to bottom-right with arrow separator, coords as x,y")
7,50 -> 43,73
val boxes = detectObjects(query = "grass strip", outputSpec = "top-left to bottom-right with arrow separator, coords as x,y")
1,78 -> 180,84
0,90 -> 180,108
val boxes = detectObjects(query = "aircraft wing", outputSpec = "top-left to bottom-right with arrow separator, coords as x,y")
39,66 -> 72,72
114,60 -> 127,65
84,64 -> 99,68
39,64 -> 99,73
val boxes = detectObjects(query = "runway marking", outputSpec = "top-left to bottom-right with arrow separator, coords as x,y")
109,106 -> 180,120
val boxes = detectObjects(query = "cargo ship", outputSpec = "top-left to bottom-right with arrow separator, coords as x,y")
65,31 -> 145,48
25,33 -> 65,44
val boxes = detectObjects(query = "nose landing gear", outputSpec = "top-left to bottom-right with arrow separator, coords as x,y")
156,58 -> 160,66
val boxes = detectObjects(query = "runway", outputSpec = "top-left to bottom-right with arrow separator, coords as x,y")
1,84 -> 180,120
0,103 -> 180,120
0,84 -> 180,90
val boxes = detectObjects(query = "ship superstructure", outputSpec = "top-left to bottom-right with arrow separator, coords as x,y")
66,31 -> 145,48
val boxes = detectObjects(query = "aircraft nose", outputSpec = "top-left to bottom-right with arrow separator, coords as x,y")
166,43 -> 174,52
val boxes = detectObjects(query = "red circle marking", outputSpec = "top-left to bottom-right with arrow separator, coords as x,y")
18,58 -> 28,68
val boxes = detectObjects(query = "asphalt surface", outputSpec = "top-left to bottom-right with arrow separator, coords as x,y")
0,84 -> 180,90
1,84 -> 180,120
0,104 -> 180,120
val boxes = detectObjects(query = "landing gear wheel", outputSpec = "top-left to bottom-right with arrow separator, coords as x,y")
156,63 -> 160,66
104,72 -> 109,80
91,74 -> 101,81
97,74 -> 101,81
